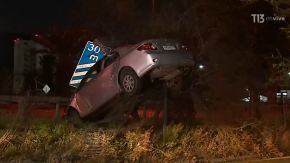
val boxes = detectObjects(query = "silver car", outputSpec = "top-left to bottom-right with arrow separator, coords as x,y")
64,38 -> 194,119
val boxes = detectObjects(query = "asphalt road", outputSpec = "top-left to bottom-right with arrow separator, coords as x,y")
233,156 -> 290,163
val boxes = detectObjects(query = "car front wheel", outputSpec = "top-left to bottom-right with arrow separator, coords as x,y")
120,67 -> 142,97
67,107 -> 81,121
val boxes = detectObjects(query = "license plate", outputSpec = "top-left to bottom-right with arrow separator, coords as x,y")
163,45 -> 176,50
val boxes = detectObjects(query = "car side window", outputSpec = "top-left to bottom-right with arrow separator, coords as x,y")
76,60 -> 102,91
103,51 -> 120,69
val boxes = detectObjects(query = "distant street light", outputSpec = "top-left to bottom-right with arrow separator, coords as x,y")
288,72 -> 290,75
199,65 -> 204,69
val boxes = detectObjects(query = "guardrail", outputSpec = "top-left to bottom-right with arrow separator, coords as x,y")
236,103 -> 290,109
0,95 -> 70,118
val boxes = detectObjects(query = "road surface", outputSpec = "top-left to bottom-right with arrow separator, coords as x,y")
234,156 -> 290,163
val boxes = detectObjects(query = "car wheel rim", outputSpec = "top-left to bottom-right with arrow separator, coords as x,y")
123,75 -> 134,92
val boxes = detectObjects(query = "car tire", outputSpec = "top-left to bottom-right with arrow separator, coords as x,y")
120,67 -> 142,98
67,108 -> 80,121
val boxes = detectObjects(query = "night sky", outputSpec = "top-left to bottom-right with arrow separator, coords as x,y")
0,0 -> 77,34
0,0 -> 78,71
0,0 -> 153,34
0,0 -> 155,71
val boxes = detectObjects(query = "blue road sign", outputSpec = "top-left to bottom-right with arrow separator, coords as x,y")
69,41 -> 108,88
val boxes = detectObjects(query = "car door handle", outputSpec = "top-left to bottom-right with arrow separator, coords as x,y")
110,75 -> 113,81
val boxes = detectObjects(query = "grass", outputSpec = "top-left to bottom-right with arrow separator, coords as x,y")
0,113 -> 290,163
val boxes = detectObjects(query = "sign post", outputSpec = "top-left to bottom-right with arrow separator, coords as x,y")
163,82 -> 168,142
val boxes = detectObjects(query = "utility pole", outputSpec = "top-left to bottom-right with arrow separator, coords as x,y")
152,0 -> 155,14
163,82 -> 168,142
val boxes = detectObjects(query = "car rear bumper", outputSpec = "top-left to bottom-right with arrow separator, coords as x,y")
139,50 -> 194,78
148,50 -> 194,67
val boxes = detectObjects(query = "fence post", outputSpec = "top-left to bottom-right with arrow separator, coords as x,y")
163,83 -> 168,142
55,97 -> 60,119
281,94 -> 286,127
142,106 -> 147,119
250,92 -> 254,119
17,97 -> 25,117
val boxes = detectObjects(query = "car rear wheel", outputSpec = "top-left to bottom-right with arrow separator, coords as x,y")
120,67 -> 142,97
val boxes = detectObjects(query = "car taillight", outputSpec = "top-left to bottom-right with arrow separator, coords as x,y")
137,43 -> 157,51
181,45 -> 188,50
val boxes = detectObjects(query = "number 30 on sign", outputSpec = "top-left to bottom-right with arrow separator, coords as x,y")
87,43 -> 100,53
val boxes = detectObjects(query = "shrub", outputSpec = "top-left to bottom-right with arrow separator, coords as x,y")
0,116 -> 287,162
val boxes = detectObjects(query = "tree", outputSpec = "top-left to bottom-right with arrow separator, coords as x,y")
240,0 -> 290,97
143,0 -> 275,104
72,0 -> 288,108
267,0 -> 290,87
33,26 -> 95,96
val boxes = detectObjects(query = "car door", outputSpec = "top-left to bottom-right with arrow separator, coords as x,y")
89,51 -> 120,110
74,61 -> 101,117
75,52 -> 120,117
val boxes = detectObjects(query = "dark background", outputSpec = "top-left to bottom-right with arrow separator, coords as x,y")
0,0 -> 289,99
0,0 -> 156,72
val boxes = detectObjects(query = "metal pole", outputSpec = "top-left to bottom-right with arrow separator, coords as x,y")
163,83 -> 168,142
142,106 -> 147,119
152,0 -> 155,14
250,91 -> 254,119
17,98 -> 25,118
281,93 -> 286,127
55,103 -> 60,119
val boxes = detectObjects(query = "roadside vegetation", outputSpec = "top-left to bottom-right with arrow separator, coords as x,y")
1,113 -> 290,163
0,0 -> 289,162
